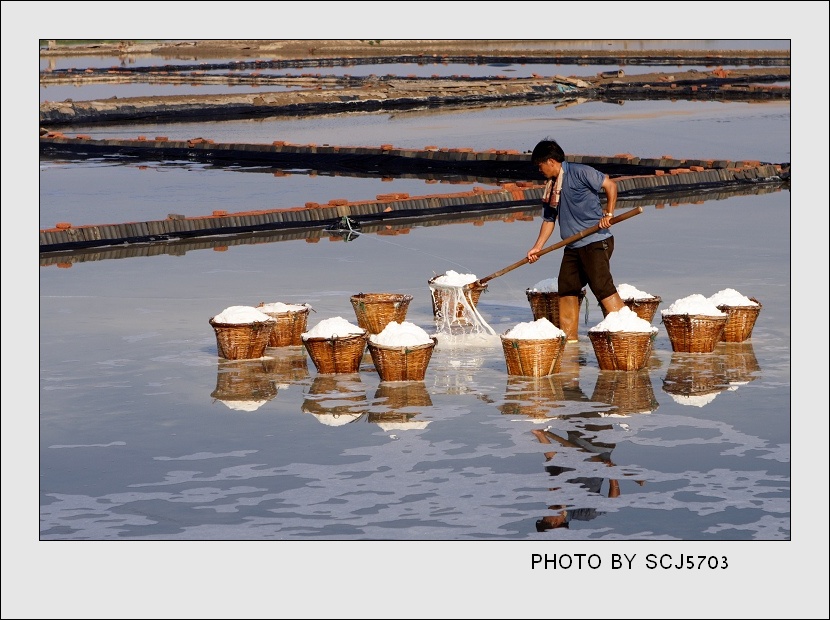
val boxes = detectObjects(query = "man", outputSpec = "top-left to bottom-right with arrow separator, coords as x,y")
527,139 -> 625,342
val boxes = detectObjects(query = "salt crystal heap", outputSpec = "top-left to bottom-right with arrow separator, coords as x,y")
617,283 -> 655,300
528,278 -> 558,292
370,321 -> 434,347
258,302 -> 310,313
504,317 -> 566,340
708,288 -> 758,307
212,305 -> 274,324
302,316 -> 364,340
661,294 -> 726,317
432,270 -> 477,287
590,306 -> 658,333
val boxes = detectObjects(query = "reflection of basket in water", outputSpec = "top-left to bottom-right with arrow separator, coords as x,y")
211,359 -> 279,404
209,318 -> 276,360
721,342 -> 761,384
525,289 -> 586,327
303,332 -> 368,374
301,375 -> 367,423
257,303 -> 311,347
501,334 -> 567,377
591,369 -> 658,414
367,337 -> 437,382
428,276 -> 487,323
662,353 -> 726,397
662,314 -> 727,353
498,375 -> 565,418
373,382 -> 433,409
350,293 -> 413,334
588,330 -> 656,371
716,299 -> 762,342
262,349 -> 309,381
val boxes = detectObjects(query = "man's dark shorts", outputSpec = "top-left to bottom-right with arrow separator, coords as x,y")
558,237 -> 617,301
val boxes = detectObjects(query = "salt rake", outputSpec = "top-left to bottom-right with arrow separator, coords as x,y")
469,207 -> 644,291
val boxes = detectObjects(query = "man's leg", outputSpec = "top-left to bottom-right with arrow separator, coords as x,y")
558,294 -> 581,342
600,292 -> 625,315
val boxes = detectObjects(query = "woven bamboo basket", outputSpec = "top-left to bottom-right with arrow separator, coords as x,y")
623,296 -> 662,323
211,359 -> 279,403
525,289 -> 586,327
256,303 -> 311,347
716,298 -> 762,342
350,293 -> 413,334
367,337 -> 437,382
662,314 -> 727,353
588,330 -> 656,371
373,382 -> 433,409
303,331 -> 368,374
591,369 -> 658,414
209,318 -> 276,360
500,334 -> 567,377
498,375 -> 565,417
662,352 -> 726,396
428,276 -> 487,323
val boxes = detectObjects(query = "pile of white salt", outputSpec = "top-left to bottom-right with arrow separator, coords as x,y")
302,316 -> 365,340
661,294 -> 726,317
212,305 -> 274,324
504,317 -> 566,339
707,288 -> 758,307
616,283 -> 656,300
370,321 -> 434,347
589,306 -> 658,333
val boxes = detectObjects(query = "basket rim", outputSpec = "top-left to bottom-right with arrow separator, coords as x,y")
624,295 -> 662,302
500,334 -> 567,343
368,337 -> 437,351
661,313 -> 727,320
428,275 -> 488,290
209,318 -> 276,327
588,329 -> 657,336
351,292 -> 414,301
715,298 -> 762,310
302,330 -> 367,342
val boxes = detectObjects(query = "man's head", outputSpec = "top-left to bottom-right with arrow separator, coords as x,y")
531,139 -> 565,165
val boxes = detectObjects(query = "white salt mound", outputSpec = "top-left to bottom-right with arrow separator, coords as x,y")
302,316 -> 365,340
213,305 -> 275,324
529,278 -> 558,292
708,288 -> 758,307
370,321 -> 434,347
259,302 -> 310,313
433,270 -> 477,286
589,306 -> 658,333
617,283 -> 655,300
661,294 -> 726,317
504,317 -> 566,339
221,399 -> 268,412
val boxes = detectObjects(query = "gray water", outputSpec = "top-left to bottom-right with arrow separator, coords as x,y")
10,31 -> 827,620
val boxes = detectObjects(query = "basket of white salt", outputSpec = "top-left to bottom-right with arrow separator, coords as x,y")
661,294 -> 728,353
367,321 -> 437,382
588,306 -> 658,371
614,283 -> 662,323
257,302 -> 313,347
500,318 -> 567,377
301,316 -> 368,374
525,278 -> 586,328
428,270 -> 487,324
209,305 -> 277,360
707,288 -> 762,342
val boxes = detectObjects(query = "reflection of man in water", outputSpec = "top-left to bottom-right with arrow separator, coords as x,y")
532,427 -> 631,531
